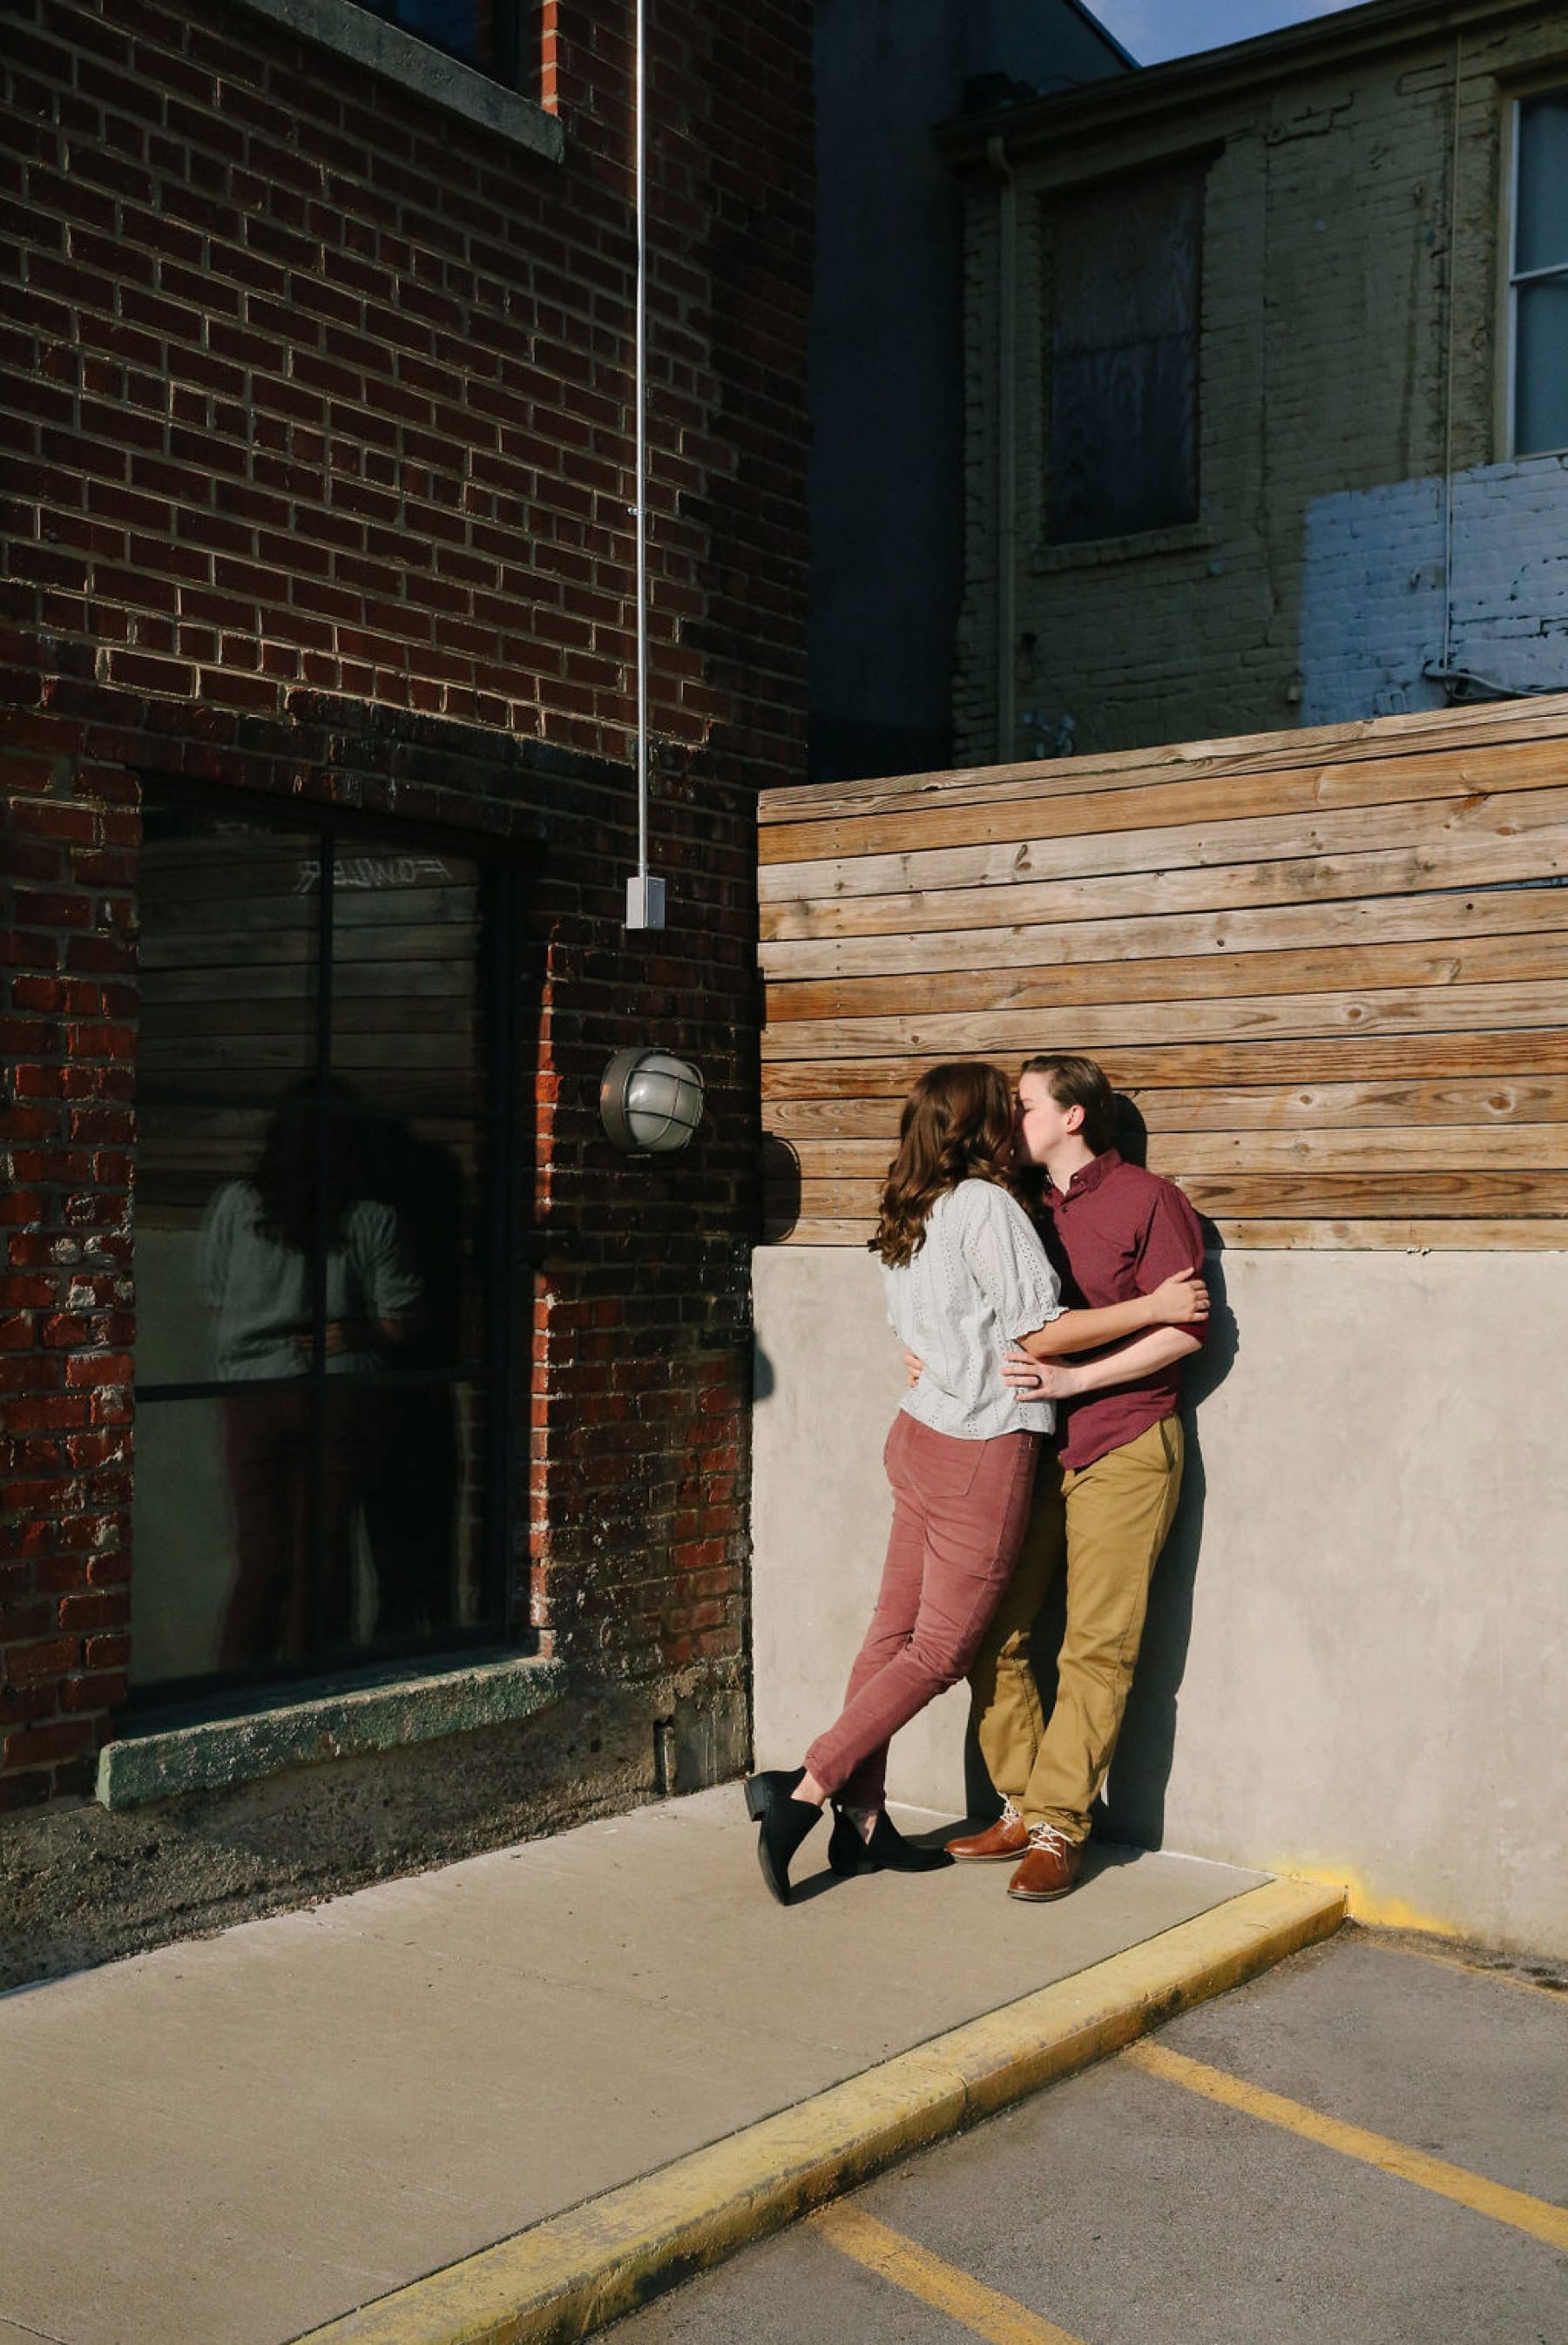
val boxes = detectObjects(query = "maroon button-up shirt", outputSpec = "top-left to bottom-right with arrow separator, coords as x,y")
1037,1149 -> 1207,1471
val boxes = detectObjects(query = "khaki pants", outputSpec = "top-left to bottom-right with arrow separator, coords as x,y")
968,1415 -> 1184,1843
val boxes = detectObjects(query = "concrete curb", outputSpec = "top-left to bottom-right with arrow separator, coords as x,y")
292,1875 -> 1344,2345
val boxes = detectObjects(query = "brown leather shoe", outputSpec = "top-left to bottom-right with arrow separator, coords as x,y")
945,1801 -> 1029,1862
1007,1823 -> 1083,1902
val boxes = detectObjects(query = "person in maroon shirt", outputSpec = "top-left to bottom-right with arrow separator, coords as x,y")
946,1053 -> 1208,1902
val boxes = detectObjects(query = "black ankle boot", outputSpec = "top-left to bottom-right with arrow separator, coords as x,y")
828,1807 -> 875,1877
744,1768 -> 821,1905
862,1811 -> 954,1874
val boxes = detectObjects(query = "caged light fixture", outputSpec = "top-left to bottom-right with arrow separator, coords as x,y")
599,1046 -> 706,1156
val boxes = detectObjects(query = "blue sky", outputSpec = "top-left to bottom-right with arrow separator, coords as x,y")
1090,1 -> 1367,67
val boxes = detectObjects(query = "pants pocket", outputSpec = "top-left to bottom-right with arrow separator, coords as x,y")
909,1423 -> 985,1502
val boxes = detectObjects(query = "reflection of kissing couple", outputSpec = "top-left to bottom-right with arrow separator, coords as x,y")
747,1053 -> 1208,1906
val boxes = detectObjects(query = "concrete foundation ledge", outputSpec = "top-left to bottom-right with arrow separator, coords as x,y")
291,1874 -> 1344,2345
96,1653 -> 569,1810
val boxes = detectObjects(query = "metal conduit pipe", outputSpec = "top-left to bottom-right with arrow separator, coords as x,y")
626,0 -> 664,929
986,133 -> 1017,766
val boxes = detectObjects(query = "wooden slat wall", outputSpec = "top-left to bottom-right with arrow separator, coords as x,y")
759,697 -> 1568,1248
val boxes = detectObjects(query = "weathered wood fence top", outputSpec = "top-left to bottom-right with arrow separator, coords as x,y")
759,694 -> 1568,1250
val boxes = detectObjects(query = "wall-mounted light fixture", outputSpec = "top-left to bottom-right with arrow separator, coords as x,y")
599,1047 -> 705,1155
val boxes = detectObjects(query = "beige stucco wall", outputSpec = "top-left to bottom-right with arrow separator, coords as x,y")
954,7 -> 1568,760
751,1242 -> 1568,1957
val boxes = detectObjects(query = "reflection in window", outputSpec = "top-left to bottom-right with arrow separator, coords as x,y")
1044,161 -> 1205,544
1512,91 -> 1568,457
131,794 -> 517,1697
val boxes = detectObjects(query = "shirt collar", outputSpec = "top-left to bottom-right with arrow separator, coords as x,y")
1047,1147 -> 1123,1206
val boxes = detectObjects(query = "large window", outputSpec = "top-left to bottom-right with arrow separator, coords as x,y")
130,790 -> 518,1699
1511,90 -> 1568,457
1042,161 -> 1205,545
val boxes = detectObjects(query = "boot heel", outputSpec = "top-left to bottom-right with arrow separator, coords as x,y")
744,1774 -> 768,1821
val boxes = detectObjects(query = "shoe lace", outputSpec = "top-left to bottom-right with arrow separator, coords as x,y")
1000,1798 -> 1022,1826
1026,1822 -> 1073,1855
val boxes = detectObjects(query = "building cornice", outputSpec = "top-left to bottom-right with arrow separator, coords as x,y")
937,0 -> 1560,170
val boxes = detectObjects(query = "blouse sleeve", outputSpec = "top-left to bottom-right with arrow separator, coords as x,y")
957,1181 -> 1064,1341
196,1182 -> 241,1311
350,1200 -> 425,1321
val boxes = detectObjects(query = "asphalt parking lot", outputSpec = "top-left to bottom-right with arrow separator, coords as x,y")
610,1924 -> 1568,2345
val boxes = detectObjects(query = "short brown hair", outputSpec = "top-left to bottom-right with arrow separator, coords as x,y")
1019,1054 -> 1118,1155
868,1061 -> 1015,1268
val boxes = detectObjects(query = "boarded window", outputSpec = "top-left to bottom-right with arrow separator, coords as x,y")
1511,90 -> 1568,458
1044,161 -> 1205,544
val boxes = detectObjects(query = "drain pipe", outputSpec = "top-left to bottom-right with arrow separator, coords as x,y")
987,132 -> 1017,765
625,0 -> 663,929
1439,32 -> 1462,682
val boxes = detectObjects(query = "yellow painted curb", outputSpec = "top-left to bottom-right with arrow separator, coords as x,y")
290,1875 -> 1344,2345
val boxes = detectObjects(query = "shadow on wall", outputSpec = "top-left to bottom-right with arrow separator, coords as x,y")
958,1180 -> 1241,1841
1099,1233 -> 1239,1849
761,1135 -> 802,1245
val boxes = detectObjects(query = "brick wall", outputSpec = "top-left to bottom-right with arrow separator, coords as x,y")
0,0 -> 812,1808
948,3 -> 1568,761
1301,453 -> 1568,722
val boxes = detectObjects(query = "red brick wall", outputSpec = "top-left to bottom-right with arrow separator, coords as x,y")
0,0 -> 811,1806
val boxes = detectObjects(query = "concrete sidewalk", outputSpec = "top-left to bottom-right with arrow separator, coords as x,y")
0,1788 -> 1339,2345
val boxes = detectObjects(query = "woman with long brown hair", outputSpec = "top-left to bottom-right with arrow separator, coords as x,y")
745,1060 -> 1205,1904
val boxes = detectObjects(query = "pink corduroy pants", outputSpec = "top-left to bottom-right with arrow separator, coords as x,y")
805,1409 -> 1040,1808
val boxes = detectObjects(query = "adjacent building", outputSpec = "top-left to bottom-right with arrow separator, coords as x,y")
809,0 -> 1130,784
944,0 -> 1568,760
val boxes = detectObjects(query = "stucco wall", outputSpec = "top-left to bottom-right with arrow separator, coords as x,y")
751,1243 -> 1568,1957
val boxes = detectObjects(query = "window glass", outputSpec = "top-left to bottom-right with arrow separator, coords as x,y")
1514,93 -> 1568,456
1044,162 -> 1205,545
131,794 -> 513,1696
1516,278 -> 1568,456
350,0 -> 498,72
1516,91 -> 1568,276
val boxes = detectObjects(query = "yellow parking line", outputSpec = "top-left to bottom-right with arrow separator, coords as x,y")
1125,2039 -> 1568,2251
814,2202 -> 1088,2345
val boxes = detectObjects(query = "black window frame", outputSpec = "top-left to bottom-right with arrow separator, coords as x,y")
127,778 -> 526,1711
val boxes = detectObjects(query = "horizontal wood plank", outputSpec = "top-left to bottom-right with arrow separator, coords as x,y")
760,831 -> 1568,943
1207,1218 -> 1568,1249
781,1125 -> 1568,1180
777,1172 -> 1568,1220
764,1215 -> 1568,1250
758,738 -> 1568,868
757,698 -> 1568,823
759,878 -> 1568,983
763,1078 -> 1568,1139
760,782 -> 1568,908
761,981 -> 1568,1063
761,1032 -> 1568,1098
764,929 -> 1568,1025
